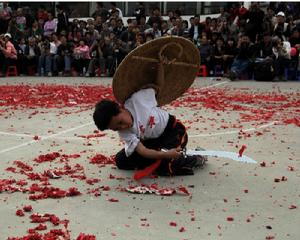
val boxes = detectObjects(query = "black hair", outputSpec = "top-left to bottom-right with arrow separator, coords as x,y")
93,100 -> 121,131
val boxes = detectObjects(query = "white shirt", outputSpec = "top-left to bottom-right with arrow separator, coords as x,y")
119,88 -> 169,157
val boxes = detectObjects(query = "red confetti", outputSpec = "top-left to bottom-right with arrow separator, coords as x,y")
90,154 -> 115,165
179,227 -> 186,232
288,205 -> 297,209
169,222 -> 177,227
238,145 -> 247,157
76,233 -> 96,240
23,205 -> 33,212
108,198 -> 119,202
16,209 -> 25,217
260,162 -> 266,167
226,217 -> 234,221
33,135 -> 39,140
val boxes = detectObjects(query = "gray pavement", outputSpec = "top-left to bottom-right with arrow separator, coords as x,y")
0,77 -> 299,239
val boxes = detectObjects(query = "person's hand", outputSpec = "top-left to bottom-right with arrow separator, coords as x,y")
164,147 -> 182,159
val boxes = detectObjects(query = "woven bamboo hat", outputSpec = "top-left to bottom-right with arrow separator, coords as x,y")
112,36 -> 200,106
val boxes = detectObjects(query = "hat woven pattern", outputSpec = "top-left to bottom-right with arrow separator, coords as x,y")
113,36 -> 200,106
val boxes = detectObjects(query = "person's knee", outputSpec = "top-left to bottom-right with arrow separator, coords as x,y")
115,149 -> 128,169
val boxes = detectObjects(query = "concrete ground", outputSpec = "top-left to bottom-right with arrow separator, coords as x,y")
0,76 -> 299,240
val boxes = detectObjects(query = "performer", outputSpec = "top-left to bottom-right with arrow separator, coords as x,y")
93,45 -> 206,176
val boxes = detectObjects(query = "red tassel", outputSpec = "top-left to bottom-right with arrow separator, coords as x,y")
133,159 -> 161,180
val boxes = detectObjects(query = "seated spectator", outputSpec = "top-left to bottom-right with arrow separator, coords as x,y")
210,37 -> 226,75
223,38 -> 238,73
161,21 -> 170,36
169,18 -> 184,36
27,20 -> 43,39
73,39 -> 90,76
0,33 -> 17,76
228,34 -> 255,80
197,35 -> 212,69
254,32 -> 273,58
24,37 -> 40,75
144,22 -> 161,39
86,36 -> 113,77
43,12 -> 57,38
271,36 -> 291,81
56,35 -> 73,76
16,38 -> 26,75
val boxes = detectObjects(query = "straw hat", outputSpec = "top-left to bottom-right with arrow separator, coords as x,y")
112,36 -> 200,106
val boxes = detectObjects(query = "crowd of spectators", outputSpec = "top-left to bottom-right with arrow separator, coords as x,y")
0,2 -> 299,80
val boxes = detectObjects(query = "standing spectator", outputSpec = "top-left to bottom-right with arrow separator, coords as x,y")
138,16 -> 150,33
16,8 -> 26,39
244,2 -> 265,43
274,12 -> 290,41
115,18 -> 126,37
133,2 -> 145,25
92,2 -> 109,22
37,6 -> 49,23
109,2 -> 123,18
73,39 -> 90,76
94,16 -> 103,33
0,33 -> 17,76
189,14 -> 203,43
24,37 -> 40,75
7,16 -> 19,41
56,35 -> 72,76
0,2 -> 12,34
56,5 -> 69,35
43,12 -> 57,38
147,7 -> 162,29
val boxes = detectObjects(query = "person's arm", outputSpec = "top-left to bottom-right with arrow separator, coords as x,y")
135,142 -> 182,160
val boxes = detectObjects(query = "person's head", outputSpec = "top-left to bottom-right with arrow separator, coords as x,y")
194,14 -> 200,24
93,100 -> 133,131
47,12 -> 53,20
263,32 -> 271,43
4,33 -> 11,42
216,37 -> 224,47
28,37 -> 35,46
79,39 -> 85,46
227,37 -> 234,46
136,33 -> 145,44
17,8 -> 23,16
60,35 -> 67,44
152,7 -> 160,16
240,34 -> 250,44
276,11 -> 285,24
201,35 -> 208,44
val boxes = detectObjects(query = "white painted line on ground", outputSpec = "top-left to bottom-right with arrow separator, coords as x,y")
0,131 -> 32,138
0,122 -> 93,155
198,81 -> 229,89
189,121 -> 276,138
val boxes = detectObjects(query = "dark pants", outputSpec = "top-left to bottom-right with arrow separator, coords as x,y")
115,115 -> 188,175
